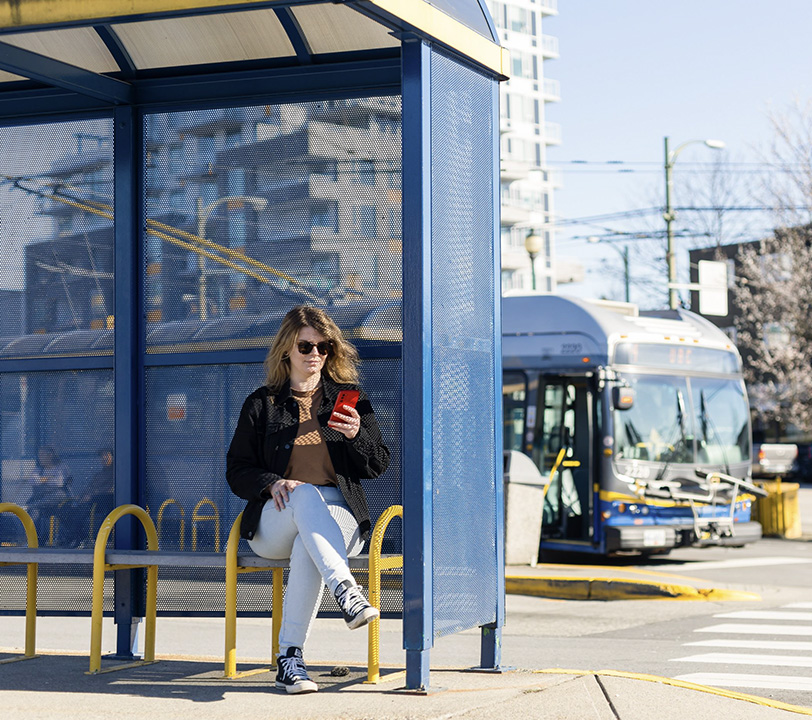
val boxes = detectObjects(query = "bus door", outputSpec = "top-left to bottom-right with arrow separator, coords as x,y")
534,376 -> 593,542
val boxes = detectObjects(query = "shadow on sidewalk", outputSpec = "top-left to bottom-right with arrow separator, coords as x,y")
0,653 -> 402,702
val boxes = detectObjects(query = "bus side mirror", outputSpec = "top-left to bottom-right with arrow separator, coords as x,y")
612,386 -> 635,410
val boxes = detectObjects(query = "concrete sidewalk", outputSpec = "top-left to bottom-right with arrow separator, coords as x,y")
1,648 -> 810,720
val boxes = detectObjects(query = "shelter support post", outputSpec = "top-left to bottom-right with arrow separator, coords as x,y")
401,38 -> 433,692
113,104 -> 142,660
481,75 -> 506,671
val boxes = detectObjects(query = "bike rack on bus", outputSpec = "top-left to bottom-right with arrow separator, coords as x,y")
620,470 -> 767,542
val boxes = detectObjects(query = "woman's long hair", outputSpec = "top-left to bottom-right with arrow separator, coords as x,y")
264,306 -> 360,390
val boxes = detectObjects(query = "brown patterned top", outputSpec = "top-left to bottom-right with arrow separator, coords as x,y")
284,384 -> 337,486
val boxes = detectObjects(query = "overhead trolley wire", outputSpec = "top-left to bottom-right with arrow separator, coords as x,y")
1,175 -> 325,305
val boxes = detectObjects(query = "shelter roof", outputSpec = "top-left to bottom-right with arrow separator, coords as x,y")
0,0 -> 507,115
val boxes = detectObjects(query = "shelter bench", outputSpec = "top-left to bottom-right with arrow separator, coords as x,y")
0,502 -> 403,682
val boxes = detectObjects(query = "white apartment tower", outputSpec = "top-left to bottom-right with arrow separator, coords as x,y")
486,0 -> 560,293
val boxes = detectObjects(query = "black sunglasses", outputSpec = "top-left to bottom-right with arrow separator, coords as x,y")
296,340 -> 332,356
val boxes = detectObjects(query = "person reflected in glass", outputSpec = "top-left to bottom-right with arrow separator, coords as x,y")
26,446 -> 73,544
78,448 -> 115,542
227,305 -> 390,694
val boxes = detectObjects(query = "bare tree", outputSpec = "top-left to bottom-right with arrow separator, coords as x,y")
734,100 -> 812,430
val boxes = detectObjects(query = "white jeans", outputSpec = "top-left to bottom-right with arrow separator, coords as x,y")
248,484 -> 363,654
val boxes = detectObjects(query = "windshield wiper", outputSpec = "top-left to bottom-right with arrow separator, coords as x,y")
655,388 -> 688,482
700,389 -> 731,476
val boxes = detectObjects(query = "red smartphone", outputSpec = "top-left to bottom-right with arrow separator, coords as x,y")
330,389 -> 360,424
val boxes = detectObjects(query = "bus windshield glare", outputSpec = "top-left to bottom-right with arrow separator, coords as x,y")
614,374 -> 750,465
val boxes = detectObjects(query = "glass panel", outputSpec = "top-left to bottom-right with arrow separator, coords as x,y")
0,27 -> 119,73
430,50 -> 496,638
111,10 -> 294,69
291,4 -> 399,54
613,374 -> 693,463
502,371 -> 526,453
0,370 -> 115,548
142,98 -> 402,352
693,377 -> 750,465
0,119 -> 114,354
427,0 -> 495,40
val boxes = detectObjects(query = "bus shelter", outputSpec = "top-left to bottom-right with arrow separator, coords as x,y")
0,0 -> 507,689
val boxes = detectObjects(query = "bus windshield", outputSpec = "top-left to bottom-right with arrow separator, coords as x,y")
614,374 -> 750,465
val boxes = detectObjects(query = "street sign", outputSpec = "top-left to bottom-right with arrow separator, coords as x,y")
698,260 -> 728,317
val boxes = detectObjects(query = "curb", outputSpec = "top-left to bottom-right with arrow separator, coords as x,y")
505,575 -> 761,601
533,669 -> 812,717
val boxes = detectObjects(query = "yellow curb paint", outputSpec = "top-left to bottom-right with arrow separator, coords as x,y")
505,575 -> 760,602
533,669 -> 812,717
529,563 -> 710,584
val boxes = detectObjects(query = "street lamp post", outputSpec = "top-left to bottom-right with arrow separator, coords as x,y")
524,233 -> 543,291
587,236 -> 630,302
196,195 -> 268,320
664,136 -> 725,309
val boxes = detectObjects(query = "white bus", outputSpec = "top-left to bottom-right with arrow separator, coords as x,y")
503,294 -> 764,556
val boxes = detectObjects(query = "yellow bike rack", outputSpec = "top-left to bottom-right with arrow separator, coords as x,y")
157,498 -> 186,550
0,503 -> 38,663
191,498 -> 220,552
88,505 -> 159,674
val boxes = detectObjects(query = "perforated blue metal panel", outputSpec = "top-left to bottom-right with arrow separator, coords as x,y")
430,52 -> 497,638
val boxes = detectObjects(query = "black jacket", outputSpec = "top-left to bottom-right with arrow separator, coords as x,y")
226,375 -> 390,541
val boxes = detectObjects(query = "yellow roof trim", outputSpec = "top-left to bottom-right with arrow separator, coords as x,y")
361,0 -> 509,79
0,0 -> 509,78
0,1 -> 286,29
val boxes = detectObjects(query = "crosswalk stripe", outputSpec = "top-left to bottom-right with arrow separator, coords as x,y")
685,638 -> 812,651
657,557 -> 812,572
672,652 -> 812,668
784,603 -> 812,610
673,673 -> 812,692
714,610 -> 812,622
695,623 -> 812,636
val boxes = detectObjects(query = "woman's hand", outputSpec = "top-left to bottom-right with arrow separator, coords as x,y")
328,404 -> 361,440
268,478 -> 305,511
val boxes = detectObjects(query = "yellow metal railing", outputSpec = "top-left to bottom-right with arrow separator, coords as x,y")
192,498 -> 220,552
224,505 -> 404,681
366,504 -> 403,684
544,447 -> 581,500
88,505 -> 159,674
157,499 -> 186,550
0,503 -> 38,663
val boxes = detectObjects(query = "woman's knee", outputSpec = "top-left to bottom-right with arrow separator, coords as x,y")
287,482 -> 321,506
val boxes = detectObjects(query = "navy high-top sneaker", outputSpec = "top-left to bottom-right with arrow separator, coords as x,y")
333,579 -> 379,630
275,646 -> 318,694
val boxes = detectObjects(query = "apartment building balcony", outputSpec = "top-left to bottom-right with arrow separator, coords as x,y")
544,121 -> 562,146
500,157 -> 533,182
540,0 -> 559,16
500,245 -> 530,272
541,35 -> 559,59
542,78 -> 561,102
500,202 -> 531,226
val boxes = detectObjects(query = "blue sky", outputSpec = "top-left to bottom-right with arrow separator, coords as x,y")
544,0 -> 812,306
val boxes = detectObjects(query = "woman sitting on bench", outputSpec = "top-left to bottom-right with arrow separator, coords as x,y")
226,305 -> 390,694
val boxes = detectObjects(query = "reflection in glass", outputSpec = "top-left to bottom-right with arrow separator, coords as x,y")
614,374 -> 750,466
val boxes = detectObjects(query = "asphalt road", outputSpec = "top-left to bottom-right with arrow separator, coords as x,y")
492,532 -> 812,709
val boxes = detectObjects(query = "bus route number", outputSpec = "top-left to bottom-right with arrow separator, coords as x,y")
669,346 -> 693,366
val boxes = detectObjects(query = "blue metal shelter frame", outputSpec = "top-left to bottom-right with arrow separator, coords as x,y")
0,0 -> 507,690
